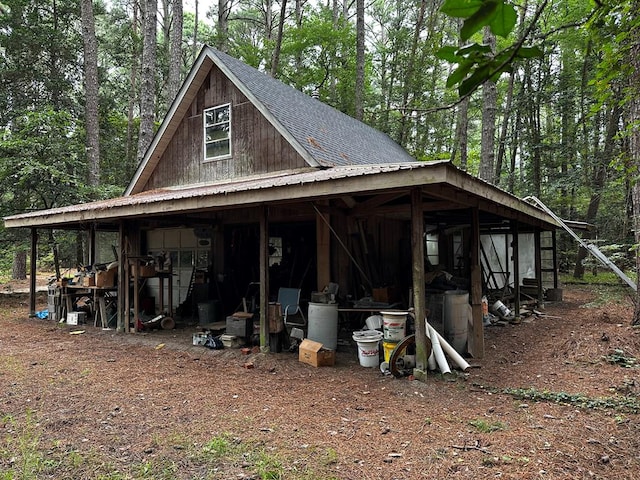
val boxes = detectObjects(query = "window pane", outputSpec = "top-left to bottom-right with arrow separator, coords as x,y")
206,125 -> 229,142
180,251 -> 194,268
204,110 -> 215,125
206,140 -> 230,158
214,106 -> 229,123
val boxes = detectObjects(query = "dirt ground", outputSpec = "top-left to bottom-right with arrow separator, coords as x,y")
2,280 -> 640,479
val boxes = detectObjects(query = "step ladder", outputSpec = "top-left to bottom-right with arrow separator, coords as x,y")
524,196 -> 637,291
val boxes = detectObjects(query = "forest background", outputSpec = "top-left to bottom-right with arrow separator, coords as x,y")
0,0 -> 638,296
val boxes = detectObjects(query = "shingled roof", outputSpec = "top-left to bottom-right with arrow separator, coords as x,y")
211,47 -> 415,168
126,46 -> 415,195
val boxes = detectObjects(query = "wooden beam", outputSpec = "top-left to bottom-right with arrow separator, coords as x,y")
316,201 -> 331,290
411,188 -> 428,381
534,228 -> 543,308
469,207 -> 484,358
350,192 -> 407,215
118,221 -> 126,332
512,221 -> 520,319
259,206 -> 269,352
89,224 -> 96,265
29,228 -> 37,317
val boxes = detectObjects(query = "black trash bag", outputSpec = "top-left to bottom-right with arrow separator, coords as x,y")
204,334 -> 224,350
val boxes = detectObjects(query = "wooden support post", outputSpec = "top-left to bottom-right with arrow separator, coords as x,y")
512,221 -> 520,319
534,228 -> 543,309
29,228 -> 37,317
259,206 -> 269,352
88,224 -> 96,266
132,258 -> 139,333
469,207 -> 484,358
118,221 -> 129,332
411,188 -> 427,380
552,229 -> 559,289
316,201 -> 331,291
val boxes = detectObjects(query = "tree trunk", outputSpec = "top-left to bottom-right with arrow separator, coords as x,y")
479,27 -> 497,183
397,0 -> 427,146
192,0 -> 199,62
167,0 -> 183,102
136,0 -> 158,164
217,0 -> 229,52
451,19 -> 468,169
494,72 -> 514,185
126,3 -> 139,175
12,250 -> 27,281
270,0 -> 287,78
452,96 -> 469,169
573,104 -> 621,278
81,0 -> 100,189
629,2 -> 640,324
354,0 -> 365,121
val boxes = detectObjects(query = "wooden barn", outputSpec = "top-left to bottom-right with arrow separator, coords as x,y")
4,46 -> 559,373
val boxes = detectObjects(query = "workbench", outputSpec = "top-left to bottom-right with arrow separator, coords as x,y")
64,285 -> 118,328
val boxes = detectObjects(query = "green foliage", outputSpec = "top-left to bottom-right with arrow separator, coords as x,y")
0,109 -> 88,212
504,386 -> 640,413
604,349 -> 638,368
437,0 -> 542,96
277,6 -> 358,114
468,418 -> 507,433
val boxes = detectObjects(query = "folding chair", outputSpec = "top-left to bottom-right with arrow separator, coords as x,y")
277,287 -> 306,327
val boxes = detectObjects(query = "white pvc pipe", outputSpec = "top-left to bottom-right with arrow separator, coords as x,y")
426,320 -> 471,372
427,323 -> 451,374
425,325 -> 437,371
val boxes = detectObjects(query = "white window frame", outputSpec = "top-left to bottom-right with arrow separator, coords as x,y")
203,103 -> 231,161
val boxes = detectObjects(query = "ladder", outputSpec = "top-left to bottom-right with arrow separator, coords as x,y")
524,196 -> 637,292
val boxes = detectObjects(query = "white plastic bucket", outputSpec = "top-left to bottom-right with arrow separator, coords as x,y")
308,302 -> 339,350
365,315 -> 383,330
352,330 -> 383,367
381,310 -> 408,341
492,300 -> 511,318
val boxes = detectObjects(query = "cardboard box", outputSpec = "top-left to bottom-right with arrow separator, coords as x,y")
298,339 -> 335,367
373,286 -> 398,303
96,268 -> 117,288
83,276 -> 96,287
67,311 -> 86,325
131,264 -> 156,278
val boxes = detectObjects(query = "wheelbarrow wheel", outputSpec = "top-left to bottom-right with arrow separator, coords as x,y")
388,334 -> 432,378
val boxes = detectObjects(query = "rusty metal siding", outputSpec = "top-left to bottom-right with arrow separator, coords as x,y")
143,67 -> 307,191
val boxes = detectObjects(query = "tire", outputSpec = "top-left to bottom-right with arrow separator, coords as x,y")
388,334 -> 432,378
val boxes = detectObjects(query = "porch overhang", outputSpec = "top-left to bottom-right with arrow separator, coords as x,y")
4,162 -> 559,231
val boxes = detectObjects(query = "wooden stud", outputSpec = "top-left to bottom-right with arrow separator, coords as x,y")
316,201 -> 331,291
29,228 -> 37,317
512,221 -> 520,319
259,206 -> 269,352
411,188 -> 428,379
469,207 -> 484,358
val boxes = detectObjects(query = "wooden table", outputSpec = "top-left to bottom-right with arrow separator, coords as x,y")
64,285 -> 118,328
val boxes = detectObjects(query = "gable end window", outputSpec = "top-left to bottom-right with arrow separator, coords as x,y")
204,104 -> 231,161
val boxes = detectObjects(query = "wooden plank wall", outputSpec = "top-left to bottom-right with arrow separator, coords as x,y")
144,66 -> 308,190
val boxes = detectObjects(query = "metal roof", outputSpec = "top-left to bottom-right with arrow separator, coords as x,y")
4,162 -> 559,230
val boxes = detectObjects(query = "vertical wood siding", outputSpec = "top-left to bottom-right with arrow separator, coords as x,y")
144,66 -> 308,191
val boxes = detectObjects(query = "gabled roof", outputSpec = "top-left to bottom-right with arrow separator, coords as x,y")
126,46 -> 414,195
